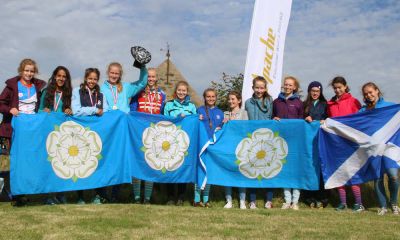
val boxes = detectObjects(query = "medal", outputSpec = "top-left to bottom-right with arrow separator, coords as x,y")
109,83 -> 118,110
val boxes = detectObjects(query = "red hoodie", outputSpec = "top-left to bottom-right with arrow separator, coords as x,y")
327,92 -> 361,117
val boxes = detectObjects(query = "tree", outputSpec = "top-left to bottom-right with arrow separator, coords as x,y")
211,73 -> 244,111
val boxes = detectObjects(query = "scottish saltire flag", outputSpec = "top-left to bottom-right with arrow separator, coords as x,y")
319,104 -> 400,189
11,111 -> 133,195
127,112 -> 209,183
199,120 -> 320,190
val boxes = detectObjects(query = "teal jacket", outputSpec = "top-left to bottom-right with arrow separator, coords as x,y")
359,97 -> 395,112
163,96 -> 196,117
101,67 -> 148,113
245,95 -> 273,120
39,88 -> 64,113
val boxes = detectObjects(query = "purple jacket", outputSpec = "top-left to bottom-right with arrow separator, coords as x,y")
0,76 -> 46,138
272,92 -> 304,119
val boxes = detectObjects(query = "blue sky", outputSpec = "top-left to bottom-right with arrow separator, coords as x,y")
0,0 -> 399,102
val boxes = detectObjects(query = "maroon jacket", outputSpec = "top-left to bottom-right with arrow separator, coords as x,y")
0,76 -> 46,138
272,92 -> 304,119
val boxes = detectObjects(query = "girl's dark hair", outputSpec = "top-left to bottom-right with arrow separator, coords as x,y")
203,88 -> 217,129
228,90 -> 242,108
44,66 -> 72,111
303,85 -> 327,117
330,76 -> 349,93
80,68 -> 100,93
362,82 -> 382,98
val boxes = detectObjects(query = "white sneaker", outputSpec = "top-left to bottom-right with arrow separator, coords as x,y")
240,200 -> 247,209
377,207 -> 388,216
392,205 -> 399,215
264,201 -> 273,209
292,203 -> 299,210
249,201 -> 257,209
224,201 -> 233,209
281,202 -> 291,209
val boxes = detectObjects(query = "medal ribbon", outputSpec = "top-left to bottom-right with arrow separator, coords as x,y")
109,84 -> 118,107
54,91 -> 63,111
86,87 -> 97,107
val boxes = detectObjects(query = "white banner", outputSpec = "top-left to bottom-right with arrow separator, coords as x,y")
242,0 -> 292,103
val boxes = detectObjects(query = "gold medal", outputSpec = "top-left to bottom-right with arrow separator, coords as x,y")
112,105 -> 118,110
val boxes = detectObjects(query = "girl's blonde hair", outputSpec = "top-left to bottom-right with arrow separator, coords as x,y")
18,58 -> 39,75
174,81 -> 190,99
143,68 -> 161,102
284,76 -> 300,93
107,62 -> 123,92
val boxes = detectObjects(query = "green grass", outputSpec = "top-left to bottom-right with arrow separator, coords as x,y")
0,180 -> 398,239
0,201 -> 399,240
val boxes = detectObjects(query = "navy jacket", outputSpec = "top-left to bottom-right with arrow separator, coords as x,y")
304,100 -> 328,120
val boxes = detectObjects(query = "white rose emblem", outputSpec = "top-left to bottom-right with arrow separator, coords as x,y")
142,121 -> 190,173
46,121 -> 102,181
235,128 -> 288,180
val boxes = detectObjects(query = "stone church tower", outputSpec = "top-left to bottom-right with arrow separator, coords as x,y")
156,59 -> 203,107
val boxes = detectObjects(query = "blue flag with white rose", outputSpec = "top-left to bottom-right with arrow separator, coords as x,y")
127,111 -> 209,183
199,120 -> 320,190
10,111 -> 133,195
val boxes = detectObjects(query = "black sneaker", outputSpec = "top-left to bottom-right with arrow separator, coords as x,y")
12,197 -> 28,207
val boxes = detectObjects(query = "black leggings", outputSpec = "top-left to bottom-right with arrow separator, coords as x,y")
167,183 -> 186,201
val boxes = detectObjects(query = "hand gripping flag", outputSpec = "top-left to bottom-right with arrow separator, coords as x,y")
319,104 -> 400,189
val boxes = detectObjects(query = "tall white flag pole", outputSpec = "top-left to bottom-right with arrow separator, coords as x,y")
242,0 -> 293,104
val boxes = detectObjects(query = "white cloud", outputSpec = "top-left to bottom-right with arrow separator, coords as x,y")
0,0 -> 398,104
284,0 -> 400,101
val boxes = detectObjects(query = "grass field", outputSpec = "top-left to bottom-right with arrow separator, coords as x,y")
0,200 -> 399,240
0,180 -> 398,239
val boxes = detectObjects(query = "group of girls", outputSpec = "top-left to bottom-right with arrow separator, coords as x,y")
0,59 -> 150,205
0,59 -> 398,215
201,74 -> 398,215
